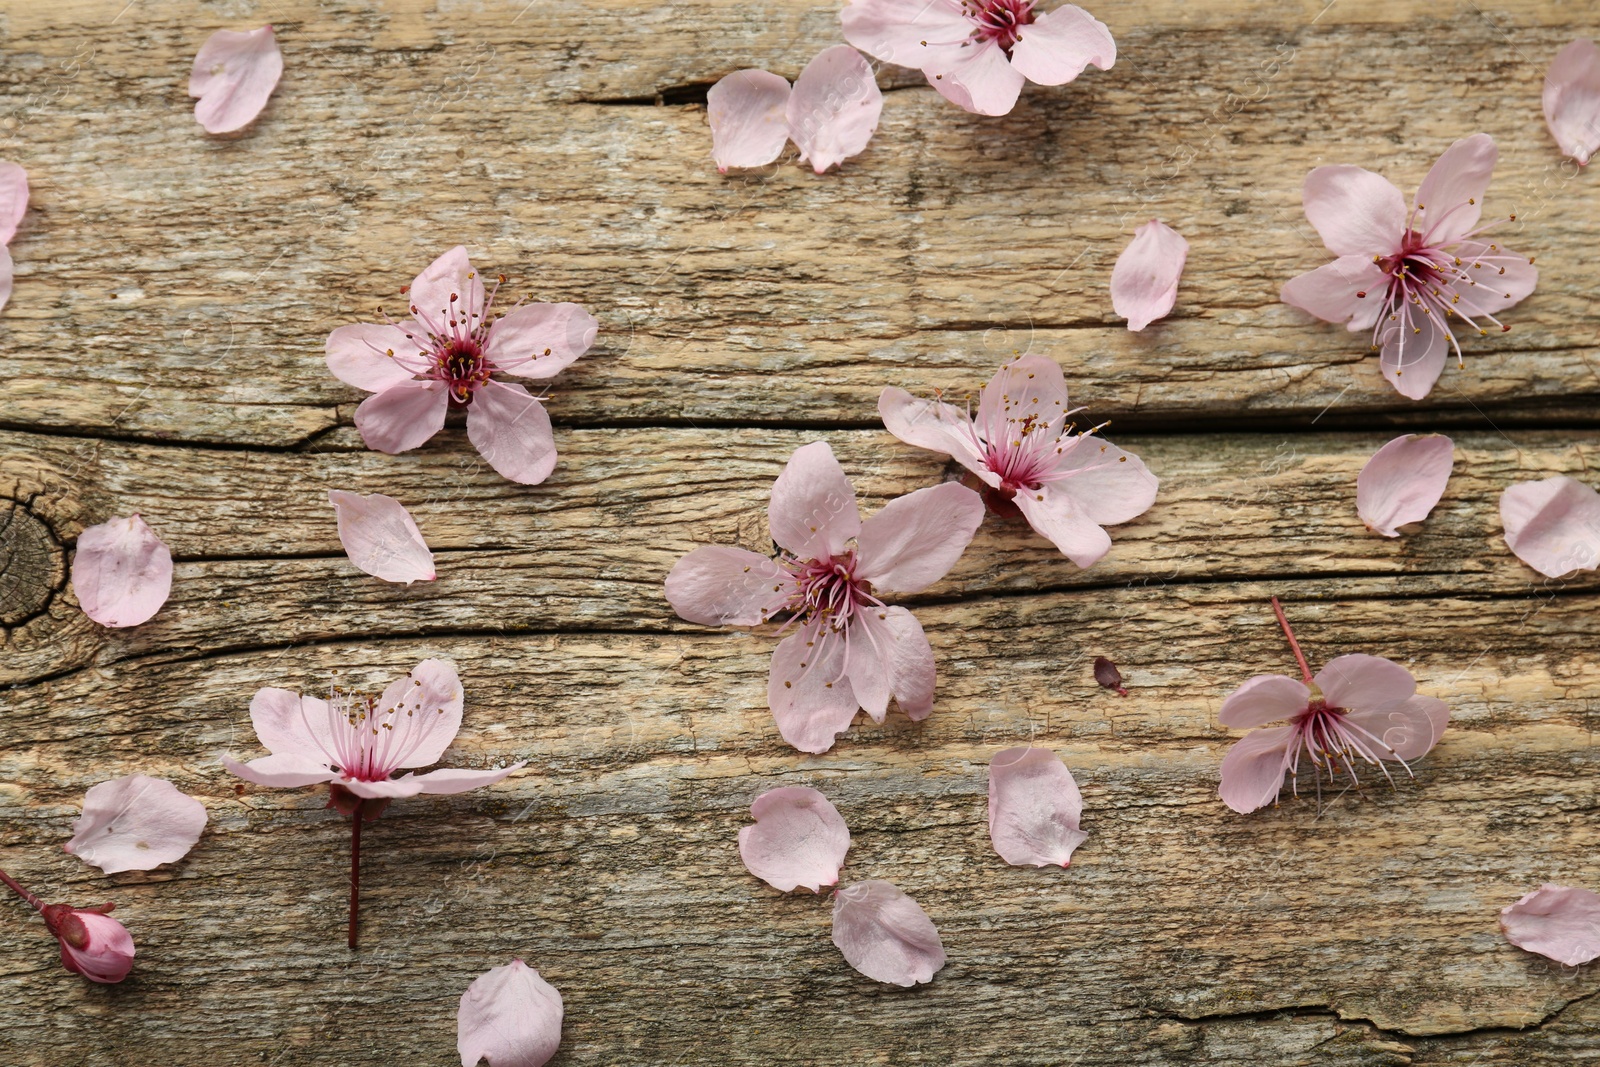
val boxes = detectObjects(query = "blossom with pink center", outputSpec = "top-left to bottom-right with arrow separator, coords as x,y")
1217,598 -> 1449,814
0,868 -> 135,984
326,246 -> 598,485
664,441 -> 984,753
879,355 -> 1157,568
840,0 -> 1114,116
1280,133 -> 1537,400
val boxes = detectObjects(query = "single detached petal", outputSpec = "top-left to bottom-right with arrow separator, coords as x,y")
410,763 -> 526,795
222,753 -> 338,788
877,387 -> 986,473
831,880 -> 946,986
458,960 -> 564,1067
855,482 -> 985,595
1217,725 -> 1294,814
987,747 -> 1087,868
769,623 -> 859,753
328,490 -> 436,584
64,775 -> 207,874
1343,694 -> 1449,762
378,658 -> 465,770
1378,301 -> 1449,400
325,322 -> 423,393
768,441 -> 860,561
1009,3 -> 1115,86
1414,133 -> 1498,247
1500,475 -> 1600,577
706,69 -> 792,172
1110,219 -> 1188,331
407,246 -> 487,335
0,245 -> 12,314
487,302 -> 599,380
665,545 -> 792,626
787,46 -> 884,174
0,160 -> 29,245
1314,654 -> 1417,712
1544,39 -> 1600,166
738,786 -> 851,892
249,688 -> 339,763
1501,884 -> 1600,966
1302,165 -> 1407,257
925,40 -> 1027,117
1217,674 -> 1310,729
839,0 -> 972,72
353,379 -> 449,454
1280,255 -> 1388,327
188,26 -> 284,134
71,514 -> 174,628
466,381 -> 557,485
1356,434 -> 1454,538
884,606 -> 936,721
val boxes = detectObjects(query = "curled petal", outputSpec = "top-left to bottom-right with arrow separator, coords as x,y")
1110,219 -> 1188,331
987,747 -> 1087,868
223,753 -> 337,789
924,40 -> 1026,117
325,323 -> 423,393
1280,256 -> 1388,328
353,379 -> 449,454
1217,725 -> 1294,814
1314,654 -> 1417,712
1378,300 -> 1449,400
378,658 -> 465,770
1302,165 -> 1407,257
738,786 -> 851,892
71,514 -> 174,628
1217,674 -> 1310,729
877,387 -> 987,473
768,441 -> 860,561
328,490 -> 436,584
466,381 -> 557,485
665,545 -> 791,627
1009,3 -> 1115,85
188,26 -> 283,134
488,303 -> 598,380
831,880 -> 945,986
64,775 -> 207,874
1356,434 -> 1454,538
787,46 -> 884,174
409,763 -> 525,795
706,69 -> 792,172
0,160 -> 28,245
1544,39 -> 1600,166
855,482 -> 985,595
1501,884 -> 1600,966
458,960 -> 564,1067
1414,133 -> 1498,246
1500,475 -> 1600,578
1343,694 -> 1449,762
768,623 -> 859,753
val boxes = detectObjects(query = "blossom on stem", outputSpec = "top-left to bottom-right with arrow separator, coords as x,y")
0,868 -> 135,984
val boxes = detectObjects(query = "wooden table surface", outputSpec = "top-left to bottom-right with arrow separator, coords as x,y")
3,1 -> 1600,1063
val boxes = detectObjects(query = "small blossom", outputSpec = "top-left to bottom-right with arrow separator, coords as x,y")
1543,39 -> 1600,166
831,880 -> 945,986
328,490 -> 436,584
707,47 -> 883,175
1500,475 -> 1600,578
65,774 -> 207,875
738,786 -> 850,892
987,746 -> 1087,867
1500,884 -> 1600,966
189,26 -> 284,134
1110,219 -> 1188,331
1355,434 -> 1454,538
70,514 -> 174,628
0,868 -> 135,984
458,960 -> 564,1067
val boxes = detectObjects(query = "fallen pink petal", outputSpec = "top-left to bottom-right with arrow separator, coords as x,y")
738,786 -> 850,892
988,746 -> 1087,867
0,868 -> 135,984
64,774 -> 207,875
1500,883 -> 1600,966
458,959 -> 564,1067
328,490 -> 437,584
1356,434 -> 1454,538
831,880 -> 946,986
707,69 -> 791,172
1110,219 -> 1188,331
786,46 -> 883,174
0,160 -> 28,246
189,25 -> 284,134
1544,39 -> 1600,166
1500,475 -> 1600,578
70,514 -> 174,628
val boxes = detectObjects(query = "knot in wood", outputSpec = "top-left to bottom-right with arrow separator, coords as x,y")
0,500 -> 65,627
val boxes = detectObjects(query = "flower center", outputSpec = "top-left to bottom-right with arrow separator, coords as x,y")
781,550 -> 876,633
319,685 -> 446,783
438,338 -> 491,402
962,0 -> 1036,50
981,412 -> 1054,494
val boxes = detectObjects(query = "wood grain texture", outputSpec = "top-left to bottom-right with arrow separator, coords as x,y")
2,0 -> 1600,1064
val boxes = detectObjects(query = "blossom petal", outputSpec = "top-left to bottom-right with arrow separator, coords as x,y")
877,387 -> 986,473
1217,725 -> 1294,814
1501,884 -> 1600,967
249,688 -> 339,763
1049,435 -> 1159,526
411,763 -> 526,795
1544,39 -> 1600,166
665,545 -> 792,627
1314,653 -> 1416,712
976,354 -> 1071,436
222,753 -> 337,788
188,26 -> 283,134
353,379 -> 449,454
856,482 -> 984,595
1009,3 -> 1115,85
379,658 -> 465,770
325,323 -> 424,393
337,775 -> 428,799
838,0 -> 972,73
738,786 -> 851,892
1110,219 -> 1187,331
64,775 -> 208,875
707,69 -> 792,173
1280,256 -> 1388,328
0,160 -> 29,245
1500,475 -> 1600,577
787,46 -> 884,174
1415,133 -> 1498,247
0,245 -> 12,314
466,381 -> 557,485
70,514 -> 174,628
769,623 -> 859,754
1378,301 -> 1449,400
882,607 -> 937,721
458,960 -> 564,1067
328,490 -> 436,584
1013,487 -> 1111,568
831,880 -> 946,987
987,747 -> 1087,868
1217,674 -> 1310,729
1356,434 -> 1454,538
768,441 -> 860,560
925,41 -> 1027,117
1343,694 -> 1449,762
1302,165 -> 1407,257
487,303 -> 598,379
845,611 -> 893,722
407,246 -> 487,336
1449,239 -> 1538,318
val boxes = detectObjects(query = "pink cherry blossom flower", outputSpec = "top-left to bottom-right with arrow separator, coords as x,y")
1500,475 -> 1600,578
739,786 -> 851,892
189,26 -> 284,134
831,880 -> 945,986
329,490 -> 436,584
1356,434 -> 1454,538
988,746 -> 1086,867
70,514 -> 174,628
879,355 -> 1157,568
1217,597 -> 1449,814
841,0 -> 1114,116
0,159 -> 26,313
325,246 -> 598,485
1280,133 -> 1537,400
1110,219 -> 1188,331
1544,39 -> 1600,166
707,47 -> 883,174
1500,884 -> 1600,966
64,774 -> 207,875
0,868 -> 135,984
223,659 -> 524,947
458,960 -> 564,1067
666,441 -> 983,753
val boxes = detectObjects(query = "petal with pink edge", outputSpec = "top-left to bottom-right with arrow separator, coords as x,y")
665,545 -> 792,627
1049,434 -> 1159,526
1302,165 -> 1407,257
1218,725 -> 1294,814
988,747 -> 1087,868
768,441 -> 860,561
856,482 -> 984,595
1378,301 -> 1449,400
407,246 -> 487,337
1217,674 -> 1310,729
188,26 -> 283,134
706,69 -> 791,173
379,659 -> 465,769
925,40 -> 1027,117
839,0 -> 972,71
249,688 -> 339,763
788,46 -> 884,174
223,753 -> 337,788
739,786 -> 851,892
1544,39 -> 1600,166
1343,694 -> 1449,762
412,763 -> 526,795
1014,486 -> 1112,569
1110,219 -> 1188,331
1501,884 -> 1600,966
458,960 -> 564,1067
0,245 -> 12,314
0,160 -> 28,245
1280,255 -> 1388,328
878,387 -> 987,474
64,775 -> 207,875
325,322 -> 424,393
328,490 -> 436,584
1356,434 -> 1454,538
832,880 -> 945,986
71,514 -> 174,628
466,381 -> 557,485
977,354 -> 1072,437
769,623 -> 860,753
1010,3 -> 1115,85
1315,654 -> 1417,712
487,302 -> 598,379
885,607 -> 936,721
353,380 -> 449,454
1414,133 -> 1498,246
1500,475 -> 1600,577
1450,240 -> 1538,318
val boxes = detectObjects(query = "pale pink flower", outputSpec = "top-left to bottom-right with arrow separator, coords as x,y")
665,441 -> 984,753
189,26 -> 283,134
1281,134 -> 1537,400
739,786 -> 850,892
1544,39 -> 1600,166
1110,219 -> 1188,331
458,960 -> 564,1067
329,490 -> 436,584
708,69 -> 791,172
0,869 -> 135,984
64,774 -> 207,875
707,47 -> 883,174
325,246 -> 598,485
0,159 -> 26,313
1218,598 -> 1449,814
1500,884 -> 1600,966
841,0 -> 1113,116
1500,475 -> 1600,578
831,880 -> 945,986
70,514 -> 174,628
1356,434 -> 1454,537
879,355 -> 1157,567
987,746 -> 1086,867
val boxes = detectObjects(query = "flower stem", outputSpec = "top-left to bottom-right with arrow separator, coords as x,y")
0,867 -> 43,913
1270,596 -> 1315,687
348,815 -> 361,951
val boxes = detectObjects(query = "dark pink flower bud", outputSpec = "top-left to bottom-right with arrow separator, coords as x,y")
41,903 -> 135,984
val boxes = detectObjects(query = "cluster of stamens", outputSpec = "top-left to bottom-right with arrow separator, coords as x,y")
370,271 -> 519,403
1283,696 -> 1408,796
763,550 -> 884,635
960,0 -> 1036,50
956,372 -> 1121,507
317,681 -> 448,782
